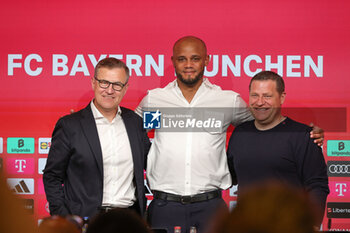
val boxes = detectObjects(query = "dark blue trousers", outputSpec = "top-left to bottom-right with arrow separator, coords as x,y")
147,197 -> 227,233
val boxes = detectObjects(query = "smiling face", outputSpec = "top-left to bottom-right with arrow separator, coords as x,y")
171,37 -> 209,87
249,79 -> 286,130
92,67 -> 128,118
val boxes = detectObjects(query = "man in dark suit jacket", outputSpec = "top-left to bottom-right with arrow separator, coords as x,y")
43,58 -> 150,218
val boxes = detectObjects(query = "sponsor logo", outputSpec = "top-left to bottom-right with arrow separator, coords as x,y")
7,178 -> 34,195
143,110 -> 161,129
327,140 -> 350,156
0,137 -> 3,153
329,182 -> 350,197
19,199 -> 34,214
327,161 -> 350,177
38,158 -> 47,174
144,179 -> 153,196
6,158 -> 34,174
38,138 -> 51,154
7,138 -> 35,154
327,202 -> 350,218
147,199 -> 152,207
229,185 -> 238,197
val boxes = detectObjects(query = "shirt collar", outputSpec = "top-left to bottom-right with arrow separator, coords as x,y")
172,78 -> 210,103
90,100 -> 122,121
172,78 -> 210,89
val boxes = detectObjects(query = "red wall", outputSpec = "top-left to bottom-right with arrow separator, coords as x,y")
0,0 -> 349,230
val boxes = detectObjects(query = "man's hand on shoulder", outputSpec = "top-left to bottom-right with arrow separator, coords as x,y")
309,122 -> 324,147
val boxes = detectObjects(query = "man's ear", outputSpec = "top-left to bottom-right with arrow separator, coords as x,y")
124,83 -> 129,92
91,77 -> 95,90
204,54 -> 210,66
280,92 -> 286,104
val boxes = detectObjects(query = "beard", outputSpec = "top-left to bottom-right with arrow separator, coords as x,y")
176,70 -> 204,86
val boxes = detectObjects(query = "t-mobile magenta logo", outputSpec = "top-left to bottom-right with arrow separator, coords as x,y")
6,158 -> 34,174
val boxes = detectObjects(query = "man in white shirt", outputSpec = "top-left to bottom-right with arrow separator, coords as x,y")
136,36 -> 324,233
44,58 -> 150,218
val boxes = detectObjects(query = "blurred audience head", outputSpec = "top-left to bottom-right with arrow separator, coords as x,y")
86,208 -> 151,233
0,176 -> 38,233
38,215 -> 82,233
215,182 -> 317,233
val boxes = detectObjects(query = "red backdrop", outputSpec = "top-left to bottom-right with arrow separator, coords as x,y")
0,0 -> 349,230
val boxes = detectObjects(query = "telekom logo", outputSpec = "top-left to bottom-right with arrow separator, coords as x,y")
335,183 -> 347,196
329,181 -> 349,197
6,158 -> 34,174
15,159 -> 26,172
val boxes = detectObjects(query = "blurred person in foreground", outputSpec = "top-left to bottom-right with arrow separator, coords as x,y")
0,176 -> 37,233
38,215 -> 81,233
86,208 -> 152,233
215,182 -> 318,233
227,71 -> 329,227
43,58 -> 150,218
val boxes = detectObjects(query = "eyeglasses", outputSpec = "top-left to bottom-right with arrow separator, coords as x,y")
94,76 -> 127,91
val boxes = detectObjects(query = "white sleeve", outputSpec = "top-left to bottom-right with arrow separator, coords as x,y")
134,92 -> 150,118
231,94 -> 254,126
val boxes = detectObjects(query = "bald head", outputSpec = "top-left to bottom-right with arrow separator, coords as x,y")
173,36 -> 207,55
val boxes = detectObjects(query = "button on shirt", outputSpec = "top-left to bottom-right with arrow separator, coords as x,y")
91,101 -> 136,207
135,79 -> 253,195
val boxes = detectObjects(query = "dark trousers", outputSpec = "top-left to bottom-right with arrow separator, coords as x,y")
147,197 -> 227,233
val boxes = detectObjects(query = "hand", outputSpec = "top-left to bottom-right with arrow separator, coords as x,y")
309,122 -> 324,147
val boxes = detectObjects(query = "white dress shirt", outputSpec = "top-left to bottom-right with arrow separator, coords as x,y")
91,101 -> 136,207
135,79 -> 253,195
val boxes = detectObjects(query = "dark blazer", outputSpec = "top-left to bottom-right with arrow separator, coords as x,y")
43,104 -> 150,218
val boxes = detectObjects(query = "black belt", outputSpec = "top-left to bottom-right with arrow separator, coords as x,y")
153,190 -> 221,204
98,201 -> 140,214
98,206 -> 117,213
